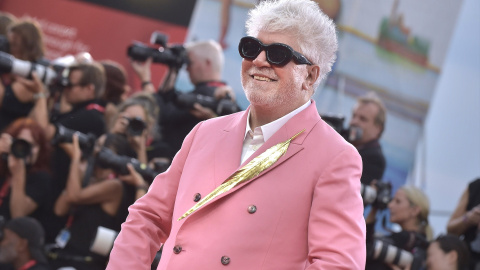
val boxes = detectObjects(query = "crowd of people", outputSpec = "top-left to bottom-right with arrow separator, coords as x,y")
0,1 -> 477,269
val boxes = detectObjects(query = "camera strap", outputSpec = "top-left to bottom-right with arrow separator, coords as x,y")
0,178 -> 11,207
85,103 -> 105,113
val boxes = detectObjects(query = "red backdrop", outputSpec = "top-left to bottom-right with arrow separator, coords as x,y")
0,0 -> 195,90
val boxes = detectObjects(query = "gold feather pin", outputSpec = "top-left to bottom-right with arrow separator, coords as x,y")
178,129 -> 305,221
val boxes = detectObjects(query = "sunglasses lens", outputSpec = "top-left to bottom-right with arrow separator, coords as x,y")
241,38 -> 261,59
266,45 -> 290,66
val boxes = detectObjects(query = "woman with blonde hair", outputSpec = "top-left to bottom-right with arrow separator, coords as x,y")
366,185 -> 431,269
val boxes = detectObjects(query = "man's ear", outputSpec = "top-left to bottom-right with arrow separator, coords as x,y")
302,65 -> 320,91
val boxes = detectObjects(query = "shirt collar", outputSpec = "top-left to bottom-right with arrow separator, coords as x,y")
244,100 -> 311,141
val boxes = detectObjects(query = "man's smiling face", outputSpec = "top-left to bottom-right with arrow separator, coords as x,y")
241,31 -> 310,110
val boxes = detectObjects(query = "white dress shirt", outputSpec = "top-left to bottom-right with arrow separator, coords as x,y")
240,100 -> 311,164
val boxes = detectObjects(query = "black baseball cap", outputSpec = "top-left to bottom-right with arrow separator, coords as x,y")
5,217 -> 47,264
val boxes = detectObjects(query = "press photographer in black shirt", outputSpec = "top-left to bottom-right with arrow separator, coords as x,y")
130,39 -> 239,159
345,92 -> 387,185
27,62 -> 106,243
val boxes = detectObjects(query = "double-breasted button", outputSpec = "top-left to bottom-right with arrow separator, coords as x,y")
173,245 -> 182,254
247,205 -> 257,214
221,256 -> 230,265
193,193 -> 201,202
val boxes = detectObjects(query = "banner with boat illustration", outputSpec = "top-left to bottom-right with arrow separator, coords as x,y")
314,0 -> 464,190
176,0 -> 464,191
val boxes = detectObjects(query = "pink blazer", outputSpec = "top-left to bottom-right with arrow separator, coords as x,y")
107,101 -> 366,269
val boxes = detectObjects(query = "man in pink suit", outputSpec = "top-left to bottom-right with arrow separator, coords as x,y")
107,0 -> 366,269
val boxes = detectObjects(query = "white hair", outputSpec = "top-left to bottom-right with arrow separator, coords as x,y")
246,0 -> 338,88
185,40 -> 224,75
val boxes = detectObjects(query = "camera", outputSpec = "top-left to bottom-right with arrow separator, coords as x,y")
10,138 -> 32,159
0,138 -> 33,162
127,31 -> 189,69
52,124 -> 97,157
361,181 -> 392,209
175,92 -> 239,116
368,232 -> 428,270
0,51 -> 59,86
96,147 -> 162,182
125,117 -> 146,136
368,240 -> 426,270
320,113 -> 345,133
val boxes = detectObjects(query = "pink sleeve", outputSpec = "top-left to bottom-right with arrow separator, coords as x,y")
306,144 -> 366,269
106,122 -> 203,269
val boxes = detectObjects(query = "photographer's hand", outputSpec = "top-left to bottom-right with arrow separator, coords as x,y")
190,103 -> 217,120
158,66 -> 179,94
465,205 -> 480,226
128,130 -> 148,164
130,57 -> 155,93
0,133 -> 12,154
119,164 -> 149,200
60,133 -> 82,162
214,85 -> 236,102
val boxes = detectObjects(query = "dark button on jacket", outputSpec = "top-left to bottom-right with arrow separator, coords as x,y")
247,205 -> 257,214
221,256 -> 230,265
173,245 -> 182,254
193,193 -> 201,202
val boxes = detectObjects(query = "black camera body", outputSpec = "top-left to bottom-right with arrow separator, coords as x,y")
127,32 -> 188,69
10,138 -> 32,159
175,93 -> 239,116
125,117 -> 147,136
52,124 -> 97,158
96,147 -> 162,182
0,138 -> 33,163
361,181 -> 392,210
320,113 -> 345,133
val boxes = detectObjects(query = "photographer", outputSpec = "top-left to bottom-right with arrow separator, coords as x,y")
27,62 -> 106,243
0,18 -> 46,131
131,39 -> 239,159
104,93 -> 165,230
0,217 -> 51,270
345,92 -> 387,185
99,60 -> 131,126
447,177 -> 480,269
0,118 -> 51,223
366,185 -> 432,269
51,134 -> 128,270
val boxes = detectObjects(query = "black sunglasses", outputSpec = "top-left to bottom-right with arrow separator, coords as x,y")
238,36 -> 313,67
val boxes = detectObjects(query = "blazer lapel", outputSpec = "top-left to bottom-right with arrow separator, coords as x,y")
213,110 -> 249,187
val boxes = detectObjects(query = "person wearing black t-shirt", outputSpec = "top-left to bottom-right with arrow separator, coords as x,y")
447,177 -> 480,269
29,62 -> 106,243
0,118 -> 51,225
345,93 -> 387,185
0,217 -> 52,270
